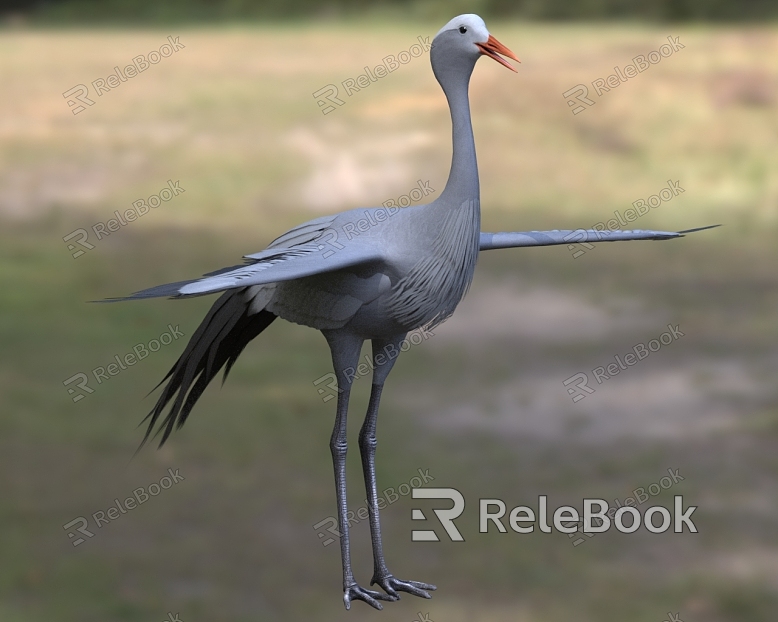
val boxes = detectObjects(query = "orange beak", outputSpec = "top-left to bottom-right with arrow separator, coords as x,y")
476,34 -> 520,72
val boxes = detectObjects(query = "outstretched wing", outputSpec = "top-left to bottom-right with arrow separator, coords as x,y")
104,214 -> 384,301
479,225 -> 720,251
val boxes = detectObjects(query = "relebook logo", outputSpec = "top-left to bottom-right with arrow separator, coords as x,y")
411,488 -> 697,542
480,495 -> 697,535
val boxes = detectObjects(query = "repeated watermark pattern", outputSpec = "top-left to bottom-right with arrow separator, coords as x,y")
313,468 -> 435,546
566,468 -> 686,546
63,468 -> 185,546
413,614 -> 433,622
313,36 -> 432,114
563,180 -> 685,258
63,324 -> 185,403
383,179 -> 436,208
315,180 -> 435,259
563,36 -> 685,115
313,327 -> 435,402
63,180 -> 185,258
163,615 -> 183,622
63,36 -> 185,115
563,324 -> 685,403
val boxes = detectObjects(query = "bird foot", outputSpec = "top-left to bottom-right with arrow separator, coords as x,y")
371,573 -> 437,600
343,582 -> 397,610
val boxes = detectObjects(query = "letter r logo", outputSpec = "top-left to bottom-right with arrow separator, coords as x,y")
563,372 -> 594,403
562,84 -> 595,115
63,516 -> 94,546
63,372 -> 94,403
411,487 -> 465,542
312,84 -> 344,115
62,84 -> 95,115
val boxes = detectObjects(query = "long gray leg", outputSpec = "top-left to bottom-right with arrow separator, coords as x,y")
322,330 -> 395,611
360,334 -> 437,601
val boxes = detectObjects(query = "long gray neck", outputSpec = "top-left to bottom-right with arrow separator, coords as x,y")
434,55 -> 479,206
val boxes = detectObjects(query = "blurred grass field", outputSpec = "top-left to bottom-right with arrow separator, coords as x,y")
1,20 -> 778,622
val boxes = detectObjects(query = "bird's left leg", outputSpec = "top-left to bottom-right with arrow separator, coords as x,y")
360,333 -> 437,601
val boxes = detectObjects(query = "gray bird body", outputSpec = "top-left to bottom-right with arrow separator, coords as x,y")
106,13 -> 716,611
252,195 -> 479,337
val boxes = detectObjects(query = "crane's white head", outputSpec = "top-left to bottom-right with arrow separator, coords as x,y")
432,14 -> 519,73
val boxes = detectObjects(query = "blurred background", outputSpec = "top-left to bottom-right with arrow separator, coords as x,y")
1,1 -> 777,621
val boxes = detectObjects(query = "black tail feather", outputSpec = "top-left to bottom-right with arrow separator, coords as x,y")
139,289 -> 276,450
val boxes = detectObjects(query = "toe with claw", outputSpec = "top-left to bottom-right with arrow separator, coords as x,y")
343,582 -> 397,610
371,574 -> 437,600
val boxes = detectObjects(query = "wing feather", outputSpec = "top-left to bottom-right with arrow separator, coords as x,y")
102,213 -> 383,302
105,243 -> 383,301
479,225 -> 720,250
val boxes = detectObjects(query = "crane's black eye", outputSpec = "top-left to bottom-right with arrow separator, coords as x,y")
459,26 -> 467,34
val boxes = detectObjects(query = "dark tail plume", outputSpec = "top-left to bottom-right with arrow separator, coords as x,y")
139,288 -> 276,450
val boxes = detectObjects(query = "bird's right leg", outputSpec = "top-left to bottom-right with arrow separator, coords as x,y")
323,330 -> 397,611
360,335 -> 436,602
